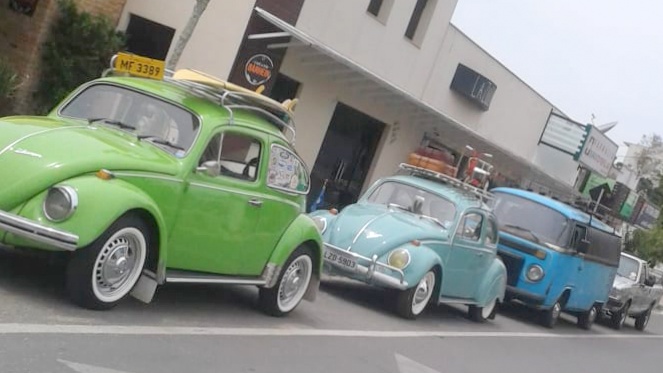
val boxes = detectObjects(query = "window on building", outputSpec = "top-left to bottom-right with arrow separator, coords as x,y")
268,74 -> 301,103
405,0 -> 436,45
366,0 -> 394,24
125,14 -> 175,61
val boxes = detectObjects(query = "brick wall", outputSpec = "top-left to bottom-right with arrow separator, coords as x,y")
0,0 -> 126,114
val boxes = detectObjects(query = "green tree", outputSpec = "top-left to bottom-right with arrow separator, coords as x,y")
35,0 -> 125,113
0,58 -> 19,116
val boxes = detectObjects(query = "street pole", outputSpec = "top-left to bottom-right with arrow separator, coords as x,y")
593,188 -> 605,214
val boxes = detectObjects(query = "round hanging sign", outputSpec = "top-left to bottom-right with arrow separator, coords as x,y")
244,54 -> 274,86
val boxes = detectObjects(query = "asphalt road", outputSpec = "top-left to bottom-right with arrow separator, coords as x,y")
0,249 -> 661,373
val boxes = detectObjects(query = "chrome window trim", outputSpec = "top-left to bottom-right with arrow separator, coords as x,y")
113,172 -> 184,184
56,81 -> 204,158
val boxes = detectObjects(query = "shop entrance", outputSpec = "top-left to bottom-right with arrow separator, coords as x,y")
308,103 -> 385,211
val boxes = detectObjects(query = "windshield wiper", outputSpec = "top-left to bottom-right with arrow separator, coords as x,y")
88,117 -> 136,130
137,135 -> 185,151
420,215 -> 447,229
387,203 -> 410,212
503,224 -> 542,243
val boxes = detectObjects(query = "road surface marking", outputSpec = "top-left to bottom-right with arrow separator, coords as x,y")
0,323 -> 661,339
395,354 -> 441,373
58,359 -> 133,373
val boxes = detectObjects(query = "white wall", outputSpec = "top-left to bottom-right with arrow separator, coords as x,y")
118,0 -> 254,78
533,144 -> 579,186
279,53 -> 424,190
295,0 -> 458,97
422,25 -> 554,161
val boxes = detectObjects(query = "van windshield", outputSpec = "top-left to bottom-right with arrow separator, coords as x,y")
491,192 -> 569,247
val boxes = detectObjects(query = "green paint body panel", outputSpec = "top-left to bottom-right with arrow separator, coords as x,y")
0,76 -> 322,285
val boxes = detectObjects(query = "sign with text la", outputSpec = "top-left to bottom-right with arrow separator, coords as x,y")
574,125 -> 618,177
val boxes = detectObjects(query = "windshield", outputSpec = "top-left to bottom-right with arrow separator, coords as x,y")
491,192 -> 569,246
617,255 -> 640,281
60,84 -> 200,155
367,181 -> 457,228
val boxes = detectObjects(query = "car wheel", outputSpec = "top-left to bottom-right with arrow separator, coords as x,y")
66,215 -> 149,310
396,270 -> 436,320
577,305 -> 598,330
541,300 -> 562,328
610,302 -> 630,330
635,306 -> 653,331
259,246 -> 313,317
468,297 -> 498,322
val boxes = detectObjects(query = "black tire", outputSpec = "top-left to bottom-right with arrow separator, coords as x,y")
541,301 -> 562,328
609,302 -> 630,330
577,306 -> 598,330
66,215 -> 150,310
635,306 -> 653,331
259,246 -> 314,317
468,298 -> 498,323
396,270 -> 436,320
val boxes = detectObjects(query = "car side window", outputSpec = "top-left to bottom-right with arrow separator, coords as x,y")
569,225 -> 587,252
456,213 -> 484,242
199,132 -> 261,181
485,217 -> 498,246
267,144 -> 310,194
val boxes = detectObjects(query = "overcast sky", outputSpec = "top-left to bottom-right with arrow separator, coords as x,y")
451,0 -> 663,151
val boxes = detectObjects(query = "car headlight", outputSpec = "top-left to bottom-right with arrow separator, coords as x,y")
526,264 -> 544,282
312,216 -> 327,233
43,186 -> 78,222
388,248 -> 411,269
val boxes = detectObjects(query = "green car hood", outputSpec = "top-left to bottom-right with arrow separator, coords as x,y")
0,116 -> 181,210
327,203 -> 449,259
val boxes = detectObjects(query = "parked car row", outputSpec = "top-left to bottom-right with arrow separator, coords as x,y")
0,56 -> 660,331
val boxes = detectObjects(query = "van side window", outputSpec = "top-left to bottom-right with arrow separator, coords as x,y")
569,225 -> 587,251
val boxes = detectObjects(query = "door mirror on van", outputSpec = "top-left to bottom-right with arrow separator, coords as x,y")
645,275 -> 656,287
576,239 -> 590,254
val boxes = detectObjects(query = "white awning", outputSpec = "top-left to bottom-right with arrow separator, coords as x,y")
252,7 -> 579,200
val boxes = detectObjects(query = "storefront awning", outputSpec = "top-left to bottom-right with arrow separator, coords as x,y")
251,7 -> 579,200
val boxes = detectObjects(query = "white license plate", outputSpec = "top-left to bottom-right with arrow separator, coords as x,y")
324,248 -> 357,269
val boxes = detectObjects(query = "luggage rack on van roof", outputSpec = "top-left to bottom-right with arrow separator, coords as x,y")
399,163 -> 494,203
103,55 -> 297,145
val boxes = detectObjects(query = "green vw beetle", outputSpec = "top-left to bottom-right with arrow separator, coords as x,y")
0,59 -> 322,316
311,164 -> 506,320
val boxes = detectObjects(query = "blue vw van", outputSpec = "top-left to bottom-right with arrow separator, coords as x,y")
490,188 -> 622,329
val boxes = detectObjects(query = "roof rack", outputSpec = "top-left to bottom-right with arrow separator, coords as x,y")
102,56 -> 297,145
399,163 -> 494,203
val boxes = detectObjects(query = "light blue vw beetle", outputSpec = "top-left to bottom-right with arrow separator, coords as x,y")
310,164 -> 506,320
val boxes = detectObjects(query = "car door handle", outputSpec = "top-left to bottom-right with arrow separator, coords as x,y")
248,198 -> 263,207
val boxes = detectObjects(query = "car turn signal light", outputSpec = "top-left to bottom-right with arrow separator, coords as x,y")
95,169 -> 115,180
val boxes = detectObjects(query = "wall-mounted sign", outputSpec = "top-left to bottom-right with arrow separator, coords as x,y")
244,54 -> 274,86
575,125 -> 618,177
634,202 -> 660,230
538,112 -> 588,156
619,190 -> 639,220
450,64 -> 496,111
9,0 -> 39,16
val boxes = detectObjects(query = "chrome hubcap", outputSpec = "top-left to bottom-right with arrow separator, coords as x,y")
412,272 -> 435,315
552,302 -> 561,320
92,227 -> 146,303
277,255 -> 312,312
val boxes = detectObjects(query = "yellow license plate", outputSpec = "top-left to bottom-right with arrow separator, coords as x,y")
114,53 -> 165,80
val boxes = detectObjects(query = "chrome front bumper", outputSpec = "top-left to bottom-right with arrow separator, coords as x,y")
323,243 -> 409,290
0,210 -> 78,251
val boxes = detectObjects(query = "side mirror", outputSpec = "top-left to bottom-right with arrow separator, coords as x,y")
645,275 -> 656,287
196,160 -> 221,177
576,239 -> 590,254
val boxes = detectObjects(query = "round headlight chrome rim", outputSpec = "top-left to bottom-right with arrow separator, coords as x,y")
312,216 -> 327,234
526,264 -> 544,282
43,186 -> 78,222
388,248 -> 411,270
